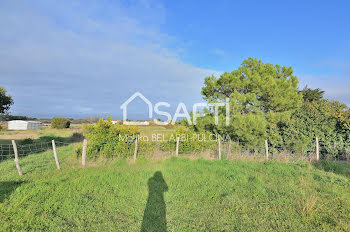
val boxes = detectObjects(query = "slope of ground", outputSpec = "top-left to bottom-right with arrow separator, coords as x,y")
0,146 -> 349,231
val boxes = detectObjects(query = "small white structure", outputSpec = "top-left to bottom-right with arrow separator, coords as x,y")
111,120 -> 119,125
103,120 -> 119,125
8,120 -> 42,130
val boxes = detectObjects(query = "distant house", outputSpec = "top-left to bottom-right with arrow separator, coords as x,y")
8,120 -> 42,130
104,120 -> 119,125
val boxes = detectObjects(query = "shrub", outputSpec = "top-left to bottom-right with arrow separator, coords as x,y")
161,127 -> 217,154
69,132 -> 84,142
39,133 -> 65,142
51,117 -> 70,129
83,117 -> 140,158
138,140 -> 156,156
18,138 -> 34,145
0,125 -> 2,131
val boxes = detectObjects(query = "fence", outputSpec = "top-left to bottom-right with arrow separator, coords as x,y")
0,140 -> 71,176
1,137 -> 350,176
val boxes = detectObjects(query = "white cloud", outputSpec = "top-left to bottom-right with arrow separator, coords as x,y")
0,0 -> 220,118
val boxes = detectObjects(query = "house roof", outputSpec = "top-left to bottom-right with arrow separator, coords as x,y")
9,120 -> 41,124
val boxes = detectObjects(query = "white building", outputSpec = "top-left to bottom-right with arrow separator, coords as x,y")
8,120 -> 42,130
104,120 -> 119,125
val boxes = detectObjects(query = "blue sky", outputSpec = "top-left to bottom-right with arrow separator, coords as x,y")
1,0 -> 349,119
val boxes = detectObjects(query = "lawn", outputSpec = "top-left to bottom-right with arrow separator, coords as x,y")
0,145 -> 350,231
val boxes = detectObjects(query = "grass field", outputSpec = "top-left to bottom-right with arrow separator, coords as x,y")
1,143 -> 350,231
0,124 -> 180,144
0,124 -> 83,143
138,124 -> 181,138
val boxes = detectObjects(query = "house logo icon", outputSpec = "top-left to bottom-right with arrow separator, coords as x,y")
120,92 -> 152,125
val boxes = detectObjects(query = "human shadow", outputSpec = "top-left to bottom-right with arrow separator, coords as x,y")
141,171 -> 168,232
0,181 -> 24,203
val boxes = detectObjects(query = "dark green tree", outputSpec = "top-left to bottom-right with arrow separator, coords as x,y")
199,58 -> 303,144
300,86 -> 325,102
0,87 -> 13,114
51,117 -> 71,129
279,100 -> 350,158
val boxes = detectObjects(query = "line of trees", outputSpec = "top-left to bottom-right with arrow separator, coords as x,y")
189,58 -> 350,158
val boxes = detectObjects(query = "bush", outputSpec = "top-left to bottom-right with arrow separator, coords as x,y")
51,117 -> 70,129
276,100 -> 350,159
161,127 -> 217,154
18,138 -> 34,145
83,117 -> 140,158
0,125 -> 2,131
39,133 -> 65,142
138,140 -> 156,156
69,132 -> 84,142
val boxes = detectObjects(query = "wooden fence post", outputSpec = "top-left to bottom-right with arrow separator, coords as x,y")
175,137 -> 179,156
12,140 -> 22,176
228,141 -> 231,157
82,139 -> 87,166
316,137 -> 319,161
52,140 -> 60,170
218,137 -> 221,160
134,138 -> 138,162
265,139 -> 269,160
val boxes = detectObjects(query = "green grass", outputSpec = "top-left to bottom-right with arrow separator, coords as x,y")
139,124 -> 181,139
314,160 -> 350,178
0,146 -> 350,231
0,125 -> 83,144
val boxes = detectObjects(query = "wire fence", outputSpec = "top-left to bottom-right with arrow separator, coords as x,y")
0,144 -> 14,161
80,139 -> 350,162
0,140 -> 75,176
1,139 -> 350,162
1,138 -> 349,176
0,141 -> 71,161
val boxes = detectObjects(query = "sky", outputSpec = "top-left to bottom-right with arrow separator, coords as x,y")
1,0 -> 349,120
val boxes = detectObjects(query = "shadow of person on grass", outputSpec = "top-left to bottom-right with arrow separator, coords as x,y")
141,171 -> 168,232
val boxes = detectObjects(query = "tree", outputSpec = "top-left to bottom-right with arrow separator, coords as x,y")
300,85 -> 325,102
198,58 -> 303,144
278,100 -> 350,158
193,58 -> 350,158
0,87 -> 13,114
51,117 -> 71,129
